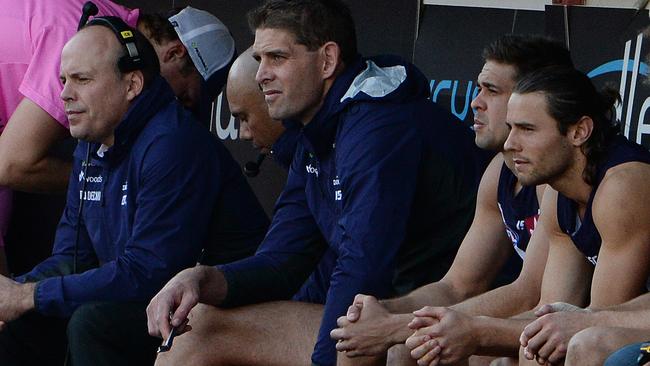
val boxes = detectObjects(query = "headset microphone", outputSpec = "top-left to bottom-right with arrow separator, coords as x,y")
78,1 -> 99,31
73,1 -> 99,274
243,154 -> 266,177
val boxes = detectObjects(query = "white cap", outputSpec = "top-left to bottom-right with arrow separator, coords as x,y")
169,6 -> 236,81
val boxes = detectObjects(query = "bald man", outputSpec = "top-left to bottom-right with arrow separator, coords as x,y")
227,48 -> 298,169
0,18 -> 246,365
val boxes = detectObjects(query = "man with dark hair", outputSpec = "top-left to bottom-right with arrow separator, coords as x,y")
407,66 -> 650,366
146,0 -> 486,365
0,19 -> 267,366
330,34 -> 573,366
138,6 -> 236,126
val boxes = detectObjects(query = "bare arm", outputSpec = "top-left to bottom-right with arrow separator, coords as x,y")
382,154 -> 512,313
589,162 -> 650,306
0,98 -> 70,193
452,185 -> 550,318
331,155 -> 513,356
406,189 -> 592,364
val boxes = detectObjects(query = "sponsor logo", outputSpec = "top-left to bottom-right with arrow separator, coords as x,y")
78,171 -> 103,183
306,164 -> 319,177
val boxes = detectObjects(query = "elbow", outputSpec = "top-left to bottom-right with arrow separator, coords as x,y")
510,276 -> 541,310
441,277 -> 487,303
0,158 -> 21,188
0,156 -> 35,190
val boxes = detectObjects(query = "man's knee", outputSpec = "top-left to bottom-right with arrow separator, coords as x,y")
338,352 -> 386,366
566,327 -> 611,366
67,302 -> 109,341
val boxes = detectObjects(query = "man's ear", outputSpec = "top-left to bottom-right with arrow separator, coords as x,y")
125,70 -> 145,101
161,40 -> 187,64
568,116 -> 594,147
321,41 -> 341,80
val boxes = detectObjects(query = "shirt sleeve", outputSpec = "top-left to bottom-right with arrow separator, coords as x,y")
311,105 -> 422,366
219,153 -> 327,306
19,25 -> 72,127
30,133 -> 220,317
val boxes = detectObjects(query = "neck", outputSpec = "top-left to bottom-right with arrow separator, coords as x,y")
549,152 -> 592,206
300,63 -> 346,125
101,134 -> 115,147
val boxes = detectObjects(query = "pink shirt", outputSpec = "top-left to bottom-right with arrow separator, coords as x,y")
0,0 -> 138,247
0,0 -> 139,131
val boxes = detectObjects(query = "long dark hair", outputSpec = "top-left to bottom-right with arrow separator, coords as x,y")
514,66 -> 620,185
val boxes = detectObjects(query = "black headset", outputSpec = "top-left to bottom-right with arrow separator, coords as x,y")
78,1 -> 144,73
72,2 -> 146,274
85,16 -> 144,73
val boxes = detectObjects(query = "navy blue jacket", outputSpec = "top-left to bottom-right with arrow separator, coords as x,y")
220,56 -> 484,365
19,76 -> 267,316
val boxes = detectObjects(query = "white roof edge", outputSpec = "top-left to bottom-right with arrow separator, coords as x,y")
422,0 -> 551,11
423,0 -> 648,11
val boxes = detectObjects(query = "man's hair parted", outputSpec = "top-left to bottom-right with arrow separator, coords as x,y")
483,34 -> 574,82
247,0 -> 358,65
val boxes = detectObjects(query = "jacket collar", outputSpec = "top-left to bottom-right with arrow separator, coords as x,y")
75,75 -> 175,165
297,56 -> 365,159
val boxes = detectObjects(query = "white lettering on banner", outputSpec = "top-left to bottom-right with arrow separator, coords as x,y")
212,92 -> 238,140
121,195 -> 127,206
603,33 -> 650,145
85,176 -> 102,183
335,190 -> 342,201
79,191 -> 102,202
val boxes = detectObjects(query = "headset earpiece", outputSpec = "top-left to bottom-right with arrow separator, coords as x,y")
85,16 -> 144,73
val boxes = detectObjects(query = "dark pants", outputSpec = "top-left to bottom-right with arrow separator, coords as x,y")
0,302 -> 159,366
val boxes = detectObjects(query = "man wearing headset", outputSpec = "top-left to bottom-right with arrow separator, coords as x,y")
0,18 -> 259,366
0,2 -> 235,277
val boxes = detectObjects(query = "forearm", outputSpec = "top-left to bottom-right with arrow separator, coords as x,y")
0,156 -> 70,193
197,266 -> 229,306
587,308 -> 650,330
381,281 -> 462,314
452,281 -> 538,318
218,247 -> 323,307
472,315 -> 533,357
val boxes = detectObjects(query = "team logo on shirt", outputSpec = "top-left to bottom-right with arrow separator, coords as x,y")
516,212 -> 539,237
587,255 -> 598,266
